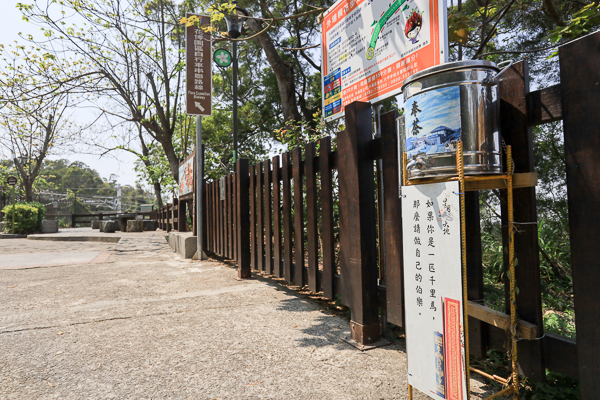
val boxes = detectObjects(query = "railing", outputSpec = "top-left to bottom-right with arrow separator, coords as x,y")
151,198 -> 195,234
66,212 -> 151,227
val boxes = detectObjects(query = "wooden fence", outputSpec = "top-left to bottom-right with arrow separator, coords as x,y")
69,212 -> 151,227
157,32 -> 600,396
151,197 -> 196,234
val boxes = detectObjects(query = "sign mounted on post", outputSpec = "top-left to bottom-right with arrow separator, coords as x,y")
401,181 -> 467,400
6,176 -> 17,186
321,0 -> 448,121
213,48 -> 232,67
178,155 -> 195,197
186,14 -> 212,116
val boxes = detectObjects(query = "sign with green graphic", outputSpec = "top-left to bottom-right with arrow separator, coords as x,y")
214,48 -> 232,67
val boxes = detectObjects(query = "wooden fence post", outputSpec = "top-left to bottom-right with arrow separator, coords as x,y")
559,31 -> 600,398
282,152 -> 293,283
236,159 -> 251,279
292,147 -> 305,286
272,155 -> 283,278
305,142 -> 319,292
380,109 -> 404,327
250,166 -> 256,269
256,163 -> 265,271
338,101 -> 380,345
499,60 -> 545,380
264,160 -> 273,274
179,198 -> 187,232
319,137 -> 335,299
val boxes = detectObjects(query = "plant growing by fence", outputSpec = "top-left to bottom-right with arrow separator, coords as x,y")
1,204 -> 38,234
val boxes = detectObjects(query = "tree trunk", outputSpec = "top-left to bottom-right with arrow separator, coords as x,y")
157,133 -> 180,183
246,19 -> 302,123
24,180 -> 33,203
153,181 -> 164,207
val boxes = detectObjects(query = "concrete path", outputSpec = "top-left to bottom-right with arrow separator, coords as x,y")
0,251 -> 111,270
0,229 -> 495,399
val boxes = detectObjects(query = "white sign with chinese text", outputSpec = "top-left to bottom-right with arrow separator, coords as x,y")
321,0 -> 448,121
401,181 -> 467,400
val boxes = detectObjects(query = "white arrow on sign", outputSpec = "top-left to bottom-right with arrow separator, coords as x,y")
195,102 -> 205,112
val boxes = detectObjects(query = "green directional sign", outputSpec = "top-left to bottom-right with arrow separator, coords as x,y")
213,48 -> 232,67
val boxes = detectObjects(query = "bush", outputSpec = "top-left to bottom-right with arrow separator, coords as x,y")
22,202 -> 46,231
1,204 -> 39,234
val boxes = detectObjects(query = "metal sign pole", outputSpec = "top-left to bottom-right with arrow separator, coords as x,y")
11,185 -> 15,233
232,40 -> 238,162
196,115 -> 207,260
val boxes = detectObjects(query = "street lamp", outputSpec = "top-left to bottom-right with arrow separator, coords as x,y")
223,3 -> 249,162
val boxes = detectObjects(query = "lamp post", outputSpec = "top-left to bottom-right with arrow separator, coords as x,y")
224,3 -> 248,162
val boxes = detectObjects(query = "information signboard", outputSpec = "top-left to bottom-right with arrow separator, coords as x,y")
321,0 -> 448,121
401,181 -> 467,400
186,14 -> 212,116
179,156 -> 195,196
7,176 -> 17,186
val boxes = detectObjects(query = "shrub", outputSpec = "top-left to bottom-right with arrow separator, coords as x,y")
1,204 -> 39,234
22,202 -> 46,230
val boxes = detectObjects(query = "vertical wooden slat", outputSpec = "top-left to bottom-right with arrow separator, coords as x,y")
250,165 -> 256,269
166,203 -> 171,232
559,31 -> 600,398
466,191 -> 486,357
223,176 -> 228,258
499,60 -> 545,380
180,198 -> 187,232
223,176 -> 228,257
225,175 -> 230,259
319,137 -> 335,299
218,179 -> 223,256
272,155 -> 283,278
217,180 -> 222,256
380,109 -> 404,327
226,176 -> 231,258
210,182 -> 216,253
292,147 -> 304,287
206,184 -> 211,252
212,182 -> 217,254
338,101 -> 380,345
228,174 -> 233,259
256,162 -> 265,271
282,152 -> 293,283
236,159 -> 251,278
233,172 -> 238,261
222,178 -> 227,257
209,182 -> 214,253
264,160 -> 273,275
305,142 -> 319,292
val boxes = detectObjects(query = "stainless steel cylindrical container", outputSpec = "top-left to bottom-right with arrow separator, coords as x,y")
401,60 -> 503,180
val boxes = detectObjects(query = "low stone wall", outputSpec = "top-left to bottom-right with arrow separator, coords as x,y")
168,232 -> 197,259
127,220 -> 143,232
143,220 -> 158,231
41,220 -> 59,233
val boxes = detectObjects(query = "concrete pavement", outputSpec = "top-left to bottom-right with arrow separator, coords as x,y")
0,229 -> 495,399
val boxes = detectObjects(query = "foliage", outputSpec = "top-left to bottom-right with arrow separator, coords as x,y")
548,3 -> 600,58
39,159 -> 155,212
0,43 -> 79,202
22,202 -> 46,230
475,350 -> 580,399
1,203 -> 38,234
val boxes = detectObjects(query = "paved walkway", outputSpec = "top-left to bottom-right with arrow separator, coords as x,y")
0,229 -> 494,399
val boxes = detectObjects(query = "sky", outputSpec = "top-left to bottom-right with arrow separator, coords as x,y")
0,1 -> 141,188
